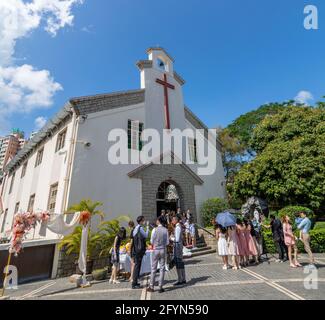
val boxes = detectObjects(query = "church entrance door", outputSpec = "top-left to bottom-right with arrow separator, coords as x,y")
156,181 -> 180,217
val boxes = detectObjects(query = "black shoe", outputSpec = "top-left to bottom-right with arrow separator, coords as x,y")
158,288 -> 165,293
173,282 -> 183,286
147,287 -> 154,293
132,284 -> 141,289
181,281 -> 187,285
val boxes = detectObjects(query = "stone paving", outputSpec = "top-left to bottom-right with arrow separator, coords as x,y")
4,253 -> 325,300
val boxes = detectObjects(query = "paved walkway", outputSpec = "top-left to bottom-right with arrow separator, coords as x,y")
5,253 -> 325,300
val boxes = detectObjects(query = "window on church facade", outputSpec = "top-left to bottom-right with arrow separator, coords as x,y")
188,137 -> 198,163
21,161 -> 28,178
9,172 -> 15,194
56,128 -> 67,152
35,147 -> 44,167
28,194 -> 36,213
157,58 -> 167,71
47,183 -> 58,214
128,120 -> 143,151
15,202 -> 20,214
1,209 -> 8,233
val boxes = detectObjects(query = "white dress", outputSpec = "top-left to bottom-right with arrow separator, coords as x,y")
218,233 -> 228,256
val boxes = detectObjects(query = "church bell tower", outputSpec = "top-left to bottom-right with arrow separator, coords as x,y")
136,47 -> 186,134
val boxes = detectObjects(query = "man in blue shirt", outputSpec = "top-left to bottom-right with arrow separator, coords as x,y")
297,211 -> 315,265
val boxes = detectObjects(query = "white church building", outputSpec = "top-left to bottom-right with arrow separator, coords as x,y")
0,48 -> 225,281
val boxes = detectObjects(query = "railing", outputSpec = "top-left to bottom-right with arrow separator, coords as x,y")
195,223 -> 216,239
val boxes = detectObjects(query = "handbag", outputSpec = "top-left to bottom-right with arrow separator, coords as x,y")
169,257 -> 176,270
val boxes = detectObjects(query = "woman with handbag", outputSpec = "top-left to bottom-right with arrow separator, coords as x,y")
128,221 -> 135,282
109,227 -> 126,284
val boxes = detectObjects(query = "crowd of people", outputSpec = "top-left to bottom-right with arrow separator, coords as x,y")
214,210 -> 315,270
108,208 -> 316,292
109,209 -> 194,292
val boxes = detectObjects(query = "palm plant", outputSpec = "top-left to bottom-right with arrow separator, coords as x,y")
66,199 -> 105,225
97,216 -> 131,257
58,226 -> 102,259
59,199 -> 105,259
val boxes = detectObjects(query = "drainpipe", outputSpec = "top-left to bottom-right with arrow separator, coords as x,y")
51,106 -> 79,279
61,106 -> 79,214
0,173 -> 8,233
0,173 -> 7,213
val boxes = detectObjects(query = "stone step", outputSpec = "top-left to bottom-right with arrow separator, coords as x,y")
190,245 -> 212,253
184,245 -> 216,259
189,248 -> 216,258
184,242 -> 206,249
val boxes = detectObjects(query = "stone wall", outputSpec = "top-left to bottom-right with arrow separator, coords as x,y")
129,163 -> 203,222
56,249 -> 110,278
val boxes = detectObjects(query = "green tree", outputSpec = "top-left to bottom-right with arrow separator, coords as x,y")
217,127 -> 246,183
231,105 -> 325,213
227,102 -> 292,154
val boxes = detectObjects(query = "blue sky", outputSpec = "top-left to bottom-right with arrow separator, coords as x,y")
1,0 -> 324,137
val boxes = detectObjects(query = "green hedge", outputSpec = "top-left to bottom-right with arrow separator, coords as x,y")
314,222 -> 325,230
262,229 -> 325,254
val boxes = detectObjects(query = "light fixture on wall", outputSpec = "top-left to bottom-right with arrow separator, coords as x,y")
58,150 -> 67,156
79,115 -> 88,124
76,140 -> 91,148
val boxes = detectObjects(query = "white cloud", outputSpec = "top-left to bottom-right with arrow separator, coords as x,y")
0,0 -> 83,132
0,65 -> 62,113
295,90 -> 314,105
81,24 -> 94,33
34,116 -> 47,131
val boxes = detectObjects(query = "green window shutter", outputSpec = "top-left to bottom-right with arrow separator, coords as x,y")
128,120 -> 132,149
139,122 -> 144,151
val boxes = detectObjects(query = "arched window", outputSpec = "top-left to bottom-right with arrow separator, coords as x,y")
156,58 -> 168,72
156,182 -> 179,202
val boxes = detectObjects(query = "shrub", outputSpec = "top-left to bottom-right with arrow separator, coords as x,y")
297,229 -> 325,253
200,198 -> 229,227
314,222 -> 325,230
262,230 -> 277,254
262,229 -> 325,254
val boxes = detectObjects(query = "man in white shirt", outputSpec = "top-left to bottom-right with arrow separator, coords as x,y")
147,216 -> 169,293
171,215 -> 186,286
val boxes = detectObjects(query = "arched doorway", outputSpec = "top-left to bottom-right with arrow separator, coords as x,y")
156,181 -> 180,217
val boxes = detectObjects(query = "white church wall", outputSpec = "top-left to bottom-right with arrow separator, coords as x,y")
185,119 -> 226,225
67,104 -> 145,228
0,118 -> 75,240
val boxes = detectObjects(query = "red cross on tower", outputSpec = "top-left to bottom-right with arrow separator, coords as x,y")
156,73 -> 175,130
